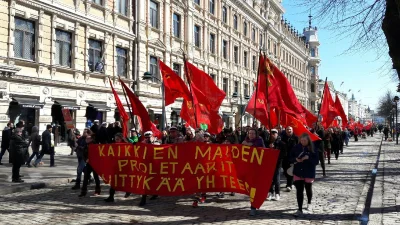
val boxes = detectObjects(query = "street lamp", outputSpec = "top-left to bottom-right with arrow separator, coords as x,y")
394,96 -> 399,144
142,72 -> 166,132
232,92 -> 250,130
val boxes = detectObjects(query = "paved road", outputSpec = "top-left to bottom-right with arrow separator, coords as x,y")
0,135 -> 388,224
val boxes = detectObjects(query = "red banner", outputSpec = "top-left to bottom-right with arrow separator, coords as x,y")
62,109 -> 74,129
89,142 -> 279,209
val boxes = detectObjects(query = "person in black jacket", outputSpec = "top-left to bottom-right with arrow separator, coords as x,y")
79,134 -> 101,197
10,128 -> 28,182
281,126 -> 299,191
290,133 -> 319,216
331,128 -> 342,161
34,125 -> 54,167
266,129 -> 286,201
96,123 -> 109,144
0,122 -> 13,165
90,120 -> 100,135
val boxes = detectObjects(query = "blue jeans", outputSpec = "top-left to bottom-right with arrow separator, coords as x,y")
269,166 -> 281,195
76,156 -> 86,181
27,152 -> 40,164
34,151 -> 54,166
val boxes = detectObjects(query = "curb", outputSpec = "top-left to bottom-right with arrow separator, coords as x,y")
0,177 -> 73,196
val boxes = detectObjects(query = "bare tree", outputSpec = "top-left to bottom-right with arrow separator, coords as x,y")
377,90 -> 394,118
295,0 -> 400,83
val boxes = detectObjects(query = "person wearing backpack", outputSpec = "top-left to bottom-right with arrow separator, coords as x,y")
26,126 -> 41,167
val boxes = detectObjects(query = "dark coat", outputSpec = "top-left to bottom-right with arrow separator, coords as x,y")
9,134 -> 28,161
76,135 -> 87,158
314,129 -> 325,152
90,124 -> 99,135
1,127 -> 12,149
97,126 -> 109,144
41,130 -> 52,154
269,138 -> 286,169
331,133 -> 341,151
281,133 -> 298,159
290,144 -> 319,179
29,127 -> 41,153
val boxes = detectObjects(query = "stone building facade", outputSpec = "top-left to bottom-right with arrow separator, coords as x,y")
0,0 -> 135,141
135,0 -> 320,129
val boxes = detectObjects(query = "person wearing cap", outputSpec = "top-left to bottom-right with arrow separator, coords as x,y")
281,126 -> 299,192
203,132 -> 212,144
128,129 -> 139,144
165,127 -> 183,144
90,120 -> 100,135
266,128 -> 286,202
241,127 -> 265,216
139,130 -> 160,206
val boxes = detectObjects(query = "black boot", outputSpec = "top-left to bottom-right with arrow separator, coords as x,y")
104,196 -> 114,202
71,180 -> 80,190
139,195 -> 147,206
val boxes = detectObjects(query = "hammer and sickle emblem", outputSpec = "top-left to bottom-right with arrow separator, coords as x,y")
257,98 -> 264,104
291,120 -> 298,128
264,60 -> 274,86
186,101 -> 193,109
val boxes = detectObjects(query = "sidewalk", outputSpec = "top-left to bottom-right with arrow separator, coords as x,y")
0,145 -> 77,195
369,139 -> 400,225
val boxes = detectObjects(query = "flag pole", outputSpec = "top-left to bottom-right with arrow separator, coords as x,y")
118,77 -> 136,130
183,53 -> 198,129
264,53 -> 272,130
252,51 -> 262,128
315,77 -> 328,130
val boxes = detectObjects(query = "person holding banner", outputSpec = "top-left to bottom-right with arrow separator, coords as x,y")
281,126 -> 299,192
266,129 -> 286,201
79,134 -> 101,197
104,133 -> 131,202
290,133 -> 319,217
139,131 -> 160,206
241,128 -> 265,216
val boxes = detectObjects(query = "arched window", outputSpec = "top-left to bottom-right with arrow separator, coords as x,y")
310,66 -> 315,76
310,48 -> 316,57
233,15 -> 238,30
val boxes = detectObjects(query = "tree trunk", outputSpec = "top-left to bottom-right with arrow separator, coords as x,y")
382,0 -> 400,80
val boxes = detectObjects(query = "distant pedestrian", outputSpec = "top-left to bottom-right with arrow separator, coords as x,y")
26,126 -> 41,167
343,128 -> 350,147
71,128 -> 90,190
10,128 -> 28,182
383,126 -> 389,141
34,125 -> 55,167
291,133 -> 319,217
0,122 -> 13,165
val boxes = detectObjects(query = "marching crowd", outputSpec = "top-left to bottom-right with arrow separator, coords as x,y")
0,119 -> 380,217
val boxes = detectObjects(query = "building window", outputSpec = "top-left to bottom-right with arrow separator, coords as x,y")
273,42 -> 277,56
194,0 -> 200,5
150,0 -> 159,28
116,47 -> 127,77
173,63 -> 180,76
55,29 -> 72,67
243,51 -> 248,67
194,25 -> 201,47
234,81 -> 239,94
234,46 -> 238,64
149,56 -> 159,82
222,40 -> 228,59
252,28 -> 256,42
244,83 -> 249,97
223,78 -> 228,93
252,55 -> 256,71
209,0 -> 214,14
117,0 -> 128,15
210,74 -> 216,82
310,66 -> 315,76
259,34 -> 263,46
243,22 -> 247,36
88,39 -> 103,72
222,6 -> 227,23
310,48 -> 316,57
173,13 -> 180,38
233,15 -> 238,30
14,17 -> 35,60
91,0 -> 102,5
209,33 -> 215,53
267,39 -> 271,51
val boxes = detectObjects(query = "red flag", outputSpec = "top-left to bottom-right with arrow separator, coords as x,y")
185,61 -> 226,111
300,105 -> 318,127
159,60 -> 191,105
109,78 -> 129,138
120,79 -> 162,138
270,108 -> 279,129
320,82 -> 339,129
334,94 -> 348,128
286,114 -> 321,141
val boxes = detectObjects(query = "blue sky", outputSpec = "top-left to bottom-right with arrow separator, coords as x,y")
282,1 -> 398,110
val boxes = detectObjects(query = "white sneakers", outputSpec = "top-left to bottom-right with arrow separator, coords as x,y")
286,186 -> 292,192
294,210 -> 303,217
305,203 -> 312,211
274,194 -> 280,201
267,193 -> 273,201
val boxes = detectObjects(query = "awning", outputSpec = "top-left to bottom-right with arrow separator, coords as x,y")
171,108 -> 181,116
87,101 -> 111,112
12,97 -> 44,109
222,112 -> 234,118
54,100 -> 80,110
